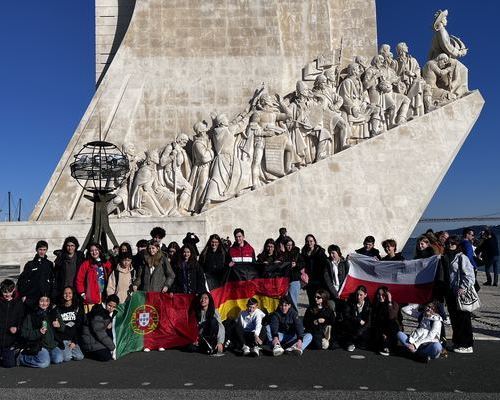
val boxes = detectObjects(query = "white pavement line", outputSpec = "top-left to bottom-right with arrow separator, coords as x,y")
406,387 -> 416,392
17,381 -> 27,385
268,384 -> 278,388
454,389 -> 463,393
184,383 -> 194,387
224,384 -> 234,387
141,382 -> 151,386
350,355 -> 366,360
474,336 -> 500,341
313,385 -> 323,389
359,386 -> 369,390
99,382 -> 109,385
57,381 -> 68,385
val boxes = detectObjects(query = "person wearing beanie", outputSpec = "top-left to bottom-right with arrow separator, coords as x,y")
17,241 -> 55,311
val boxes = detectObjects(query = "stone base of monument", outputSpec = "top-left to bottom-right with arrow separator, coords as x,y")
0,92 -> 483,270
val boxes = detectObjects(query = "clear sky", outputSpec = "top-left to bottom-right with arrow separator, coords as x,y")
0,1 -> 498,223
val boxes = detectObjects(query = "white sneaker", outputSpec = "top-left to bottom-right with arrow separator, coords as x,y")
158,347 -> 165,352
347,344 -> 355,352
453,346 -> 473,354
443,317 -> 451,326
272,344 -> 284,356
379,348 -> 390,356
286,344 -> 303,356
402,304 -> 419,318
242,345 -> 251,356
143,348 -> 151,352
250,346 -> 260,357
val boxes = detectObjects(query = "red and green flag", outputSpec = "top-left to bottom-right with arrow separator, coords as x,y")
113,292 -> 198,359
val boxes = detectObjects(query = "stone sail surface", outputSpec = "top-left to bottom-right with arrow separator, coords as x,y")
31,0 -> 377,221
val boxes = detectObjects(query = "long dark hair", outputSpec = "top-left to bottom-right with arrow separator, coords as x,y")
373,286 -> 389,307
177,245 -> 197,265
59,286 -> 79,308
194,291 -> 215,321
311,288 -> 331,314
199,234 -> 226,264
261,238 -> 276,255
301,234 -> 318,254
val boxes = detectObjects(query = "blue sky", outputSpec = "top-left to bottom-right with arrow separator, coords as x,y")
0,1 -> 498,224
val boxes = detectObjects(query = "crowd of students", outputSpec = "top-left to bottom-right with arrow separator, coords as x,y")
1,225 -> 495,368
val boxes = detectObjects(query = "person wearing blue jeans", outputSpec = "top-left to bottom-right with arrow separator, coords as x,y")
266,295 -> 312,356
19,295 -> 65,368
396,302 -> 443,362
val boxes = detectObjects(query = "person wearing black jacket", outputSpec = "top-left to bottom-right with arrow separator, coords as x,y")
303,289 -> 335,350
81,295 -> 119,361
381,239 -> 405,261
323,244 -> 349,302
171,245 -> 206,294
55,287 -> 85,362
199,234 -> 228,290
17,241 -> 55,311
0,279 -> 25,368
355,236 -> 381,259
53,236 -> 85,300
265,296 -> 313,356
476,228 -> 499,286
336,285 -> 371,352
281,237 -> 303,310
301,234 -> 329,307
371,286 -> 402,356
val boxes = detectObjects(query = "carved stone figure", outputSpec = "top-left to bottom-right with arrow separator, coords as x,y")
371,80 -> 411,133
188,121 -> 214,213
422,53 -> 460,106
379,44 -> 398,71
396,42 -> 425,117
429,9 -> 468,96
312,74 -> 350,153
338,63 -> 374,139
160,134 -> 192,214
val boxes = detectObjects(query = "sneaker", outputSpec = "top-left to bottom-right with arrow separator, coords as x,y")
286,344 -> 303,356
347,344 -> 356,352
158,347 -> 165,352
272,344 -> 284,356
402,304 -> 419,318
453,346 -> 473,354
443,317 -> 451,325
143,348 -> 151,352
321,338 -> 330,350
250,346 -> 260,357
379,348 -> 390,356
242,345 -> 251,356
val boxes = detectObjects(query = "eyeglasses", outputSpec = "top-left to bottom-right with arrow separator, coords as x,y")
315,295 -> 322,299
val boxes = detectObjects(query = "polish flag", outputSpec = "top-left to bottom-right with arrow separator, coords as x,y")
339,253 -> 440,304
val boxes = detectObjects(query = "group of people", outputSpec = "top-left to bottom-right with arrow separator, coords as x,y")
1,224 -> 493,368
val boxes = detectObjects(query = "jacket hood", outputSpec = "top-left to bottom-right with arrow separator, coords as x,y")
423,313 -> 442,322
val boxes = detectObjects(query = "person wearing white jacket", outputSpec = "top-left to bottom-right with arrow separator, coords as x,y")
397,302 -> 443,362
233,298 -> 266,356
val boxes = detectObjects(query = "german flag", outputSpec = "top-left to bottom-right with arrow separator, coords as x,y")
211,262 -> 290,320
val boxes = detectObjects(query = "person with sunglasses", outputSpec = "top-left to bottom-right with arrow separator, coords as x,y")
303,289 -> 335,350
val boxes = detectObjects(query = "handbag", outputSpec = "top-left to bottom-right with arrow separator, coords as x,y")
456,255 -> 481,312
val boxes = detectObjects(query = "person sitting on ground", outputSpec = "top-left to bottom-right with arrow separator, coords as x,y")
17,240 -> 55,311
54,286 -> 85,362
133,241 -> 175,295
0,279 -> 25,368
257,238 -> 282,265
233,298 -> 266,357
228,228 -> 256,266
303,289 -> 335,350
19,294 -> 64,368
53,236 -> 85,299
301,234 -> 329,306
75,243 -> 113,313
281,237 -> 303,310
266,295 -> 313,356
199,234 -> 228,290
171,245 -> 206,294
355,236 -> 381,259
324,244 -> 349,302
381,239 -> 405,261
80,294 -> 119,362
396,301 -> 443,362
371,286 -> 401,356
336,285 -> 371,352
106,252 -> 135,304
188,292 -> 225,355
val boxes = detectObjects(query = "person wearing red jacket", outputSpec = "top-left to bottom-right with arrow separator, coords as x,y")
228,228 -> 256,266
75,243 -> 112,313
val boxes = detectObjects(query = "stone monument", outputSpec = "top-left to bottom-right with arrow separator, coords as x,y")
0,3 -> 484,267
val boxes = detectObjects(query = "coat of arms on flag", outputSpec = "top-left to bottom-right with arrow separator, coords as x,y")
131,304 -> 159,335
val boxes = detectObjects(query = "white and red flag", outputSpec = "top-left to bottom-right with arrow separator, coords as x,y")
339,253 -> 440,304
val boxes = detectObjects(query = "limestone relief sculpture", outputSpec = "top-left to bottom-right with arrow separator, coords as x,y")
107,10 -> 471,219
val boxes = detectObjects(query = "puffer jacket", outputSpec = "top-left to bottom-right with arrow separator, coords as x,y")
0,295 -> 25,348
448,252 -> 475,293
75,259 -> 113,305
408,313 -> 442,349
81,304 -> 115,353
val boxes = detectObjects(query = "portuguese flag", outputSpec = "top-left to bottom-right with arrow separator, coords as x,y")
211,262 -> 290,320
113,292 -> 198,359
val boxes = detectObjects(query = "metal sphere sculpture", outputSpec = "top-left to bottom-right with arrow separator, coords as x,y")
70,140 -> 130,253
70,141 -> 129,193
